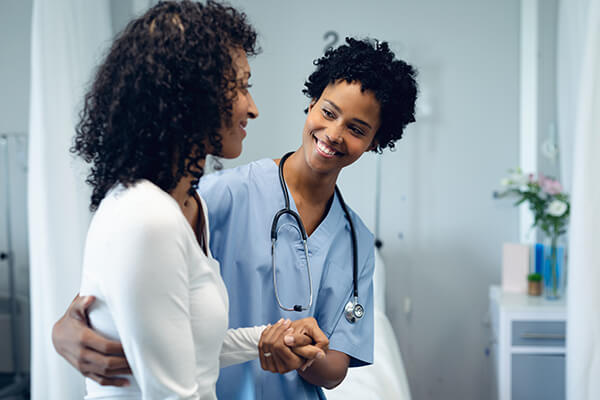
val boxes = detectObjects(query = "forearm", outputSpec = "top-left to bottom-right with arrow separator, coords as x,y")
297,349 -> 349,389
220,325 -> 266,368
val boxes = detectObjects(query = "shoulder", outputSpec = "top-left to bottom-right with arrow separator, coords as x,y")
95,180 -> 184,239
198,158 -> 275,204
339,201 -> 375,246
336,199 -> 375,274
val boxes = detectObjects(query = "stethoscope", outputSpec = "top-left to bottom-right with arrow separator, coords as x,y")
270,152 -> 364,324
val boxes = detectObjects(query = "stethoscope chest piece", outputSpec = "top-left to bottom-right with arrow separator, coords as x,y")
344,298 -> 364,323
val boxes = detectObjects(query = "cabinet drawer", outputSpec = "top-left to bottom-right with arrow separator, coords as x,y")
512,354 -> 565,400
512,321 -> 566,347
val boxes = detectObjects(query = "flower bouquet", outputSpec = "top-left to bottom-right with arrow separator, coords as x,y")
497,168 -> 570,298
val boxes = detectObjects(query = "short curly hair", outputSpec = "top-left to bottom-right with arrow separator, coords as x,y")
303,37 -> 418,152
72,0 -> 257,210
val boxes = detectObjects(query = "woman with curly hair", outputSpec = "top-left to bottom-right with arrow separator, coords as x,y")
54,36 -> 418,398
64,1 -> 326,399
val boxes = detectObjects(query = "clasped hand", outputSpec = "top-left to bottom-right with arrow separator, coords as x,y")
258,317 -> 329,374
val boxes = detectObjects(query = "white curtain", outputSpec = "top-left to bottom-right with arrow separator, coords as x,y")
556,0 -> 590,192
28,1 -> 112,399
564,0 -> 600,399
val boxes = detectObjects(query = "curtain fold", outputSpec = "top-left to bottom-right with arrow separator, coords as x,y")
556,0 -> 590,192
28,1 -> 112,398
565,0 -> 600,399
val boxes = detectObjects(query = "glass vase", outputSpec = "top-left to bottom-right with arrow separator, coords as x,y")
543,235 -> 567,300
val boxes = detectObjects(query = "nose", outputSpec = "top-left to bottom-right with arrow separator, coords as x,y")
326,124 -> 344,144
246,92 -> 259,119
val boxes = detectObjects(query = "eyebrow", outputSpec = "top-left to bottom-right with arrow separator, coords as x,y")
323,99 -> 373,129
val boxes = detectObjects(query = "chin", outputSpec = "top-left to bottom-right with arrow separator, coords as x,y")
221,147 -> 242,159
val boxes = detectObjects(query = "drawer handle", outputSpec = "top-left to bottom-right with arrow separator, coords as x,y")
521,333 -> 565,340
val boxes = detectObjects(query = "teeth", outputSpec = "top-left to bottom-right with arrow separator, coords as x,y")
317,139 -> 336,156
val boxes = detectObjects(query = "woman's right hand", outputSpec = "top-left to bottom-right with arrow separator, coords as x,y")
52,294 -> 132,386
258,318 -> 328,374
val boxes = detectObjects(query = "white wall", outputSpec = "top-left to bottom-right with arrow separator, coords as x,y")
225,1 -> 521,399
0,0 -> 32,135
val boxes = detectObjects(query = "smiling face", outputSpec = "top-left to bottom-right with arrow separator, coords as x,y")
301,80 -> 381,174
217,47 -> 259,159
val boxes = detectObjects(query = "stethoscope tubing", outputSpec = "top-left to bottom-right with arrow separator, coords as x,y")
271,152 -> 363,322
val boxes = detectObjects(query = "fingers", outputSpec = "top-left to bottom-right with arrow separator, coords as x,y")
290,317 -> 329,351
283,331 -> 326,372
81,329 -> 126,356
299,358 -> 316,372
69,295 -> 96,322
283,332 -> 313,347
80,348 -> 131,376
259,317 -> 330,374
259,319 -> 300,373
259,319 -> 285,372
53,305 -> 129,381
303,325 -> 329,350
84,372 -> 130,387
265,319 -> 292,372
290,345 -> 326,363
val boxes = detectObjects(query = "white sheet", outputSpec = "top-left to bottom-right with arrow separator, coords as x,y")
326,250 -> 411,400
326,308 -> 411,400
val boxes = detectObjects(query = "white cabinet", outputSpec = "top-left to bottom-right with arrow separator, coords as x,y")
489,286 -> 566,400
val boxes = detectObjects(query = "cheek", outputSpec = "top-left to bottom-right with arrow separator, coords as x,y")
303,113 -> 323,135
346,137 -> 372,156
239,93 -> 252,115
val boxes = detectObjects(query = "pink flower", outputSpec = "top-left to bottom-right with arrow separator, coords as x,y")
539,174 -> 563,195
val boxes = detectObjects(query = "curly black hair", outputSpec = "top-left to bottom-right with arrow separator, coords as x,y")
303,37 -> 418,152
72,0 -> 257,210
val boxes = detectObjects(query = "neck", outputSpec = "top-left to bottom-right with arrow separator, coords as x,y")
170,158 -> 206,206
282,149 -> 340,206
170,174 -> 196,206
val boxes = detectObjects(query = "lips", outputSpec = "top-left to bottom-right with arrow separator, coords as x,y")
239,121 -> 247,138
312,133 -> 342,158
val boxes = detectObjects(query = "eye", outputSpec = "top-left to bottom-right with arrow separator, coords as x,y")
322,108 -> 336,119
238,80 -> 252,93
349,125 -> 365,136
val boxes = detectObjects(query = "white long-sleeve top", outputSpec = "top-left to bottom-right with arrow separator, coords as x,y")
80,180 -> 264,399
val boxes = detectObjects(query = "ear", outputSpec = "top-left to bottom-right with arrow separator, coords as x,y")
366,138 -> 379,153
308,98 -> 317,112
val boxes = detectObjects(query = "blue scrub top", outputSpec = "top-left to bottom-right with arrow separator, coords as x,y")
199,159 -> 375,400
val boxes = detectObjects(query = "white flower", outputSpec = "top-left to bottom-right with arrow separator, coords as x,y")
500,178 -> 511,186
509,172 -> 529,186
547,200 -> 567,217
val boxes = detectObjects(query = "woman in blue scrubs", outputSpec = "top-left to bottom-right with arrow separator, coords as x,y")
52,38 -> 418,399
201,38 -> 418,399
